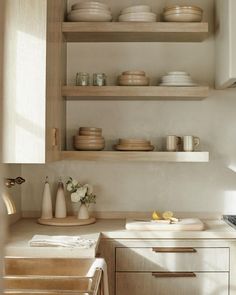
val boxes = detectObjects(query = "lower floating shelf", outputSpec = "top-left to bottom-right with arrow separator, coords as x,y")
60,151 -> 209,162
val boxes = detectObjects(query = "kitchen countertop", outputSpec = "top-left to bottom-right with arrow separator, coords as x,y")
5,218 -> 236,258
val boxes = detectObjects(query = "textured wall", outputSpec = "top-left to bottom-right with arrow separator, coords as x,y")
21,0 -> 236,216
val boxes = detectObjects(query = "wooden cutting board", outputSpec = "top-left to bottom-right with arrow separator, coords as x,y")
126,218 -> 205,231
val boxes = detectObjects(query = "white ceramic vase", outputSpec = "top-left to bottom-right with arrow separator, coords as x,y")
55,180 -> 67,218
41,177 -> 53,219
77,203 -> 89,220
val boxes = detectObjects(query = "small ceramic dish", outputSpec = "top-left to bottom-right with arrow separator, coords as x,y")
122,70 -> 146,76
163,5 -> 203,13
163,13 -> 202,22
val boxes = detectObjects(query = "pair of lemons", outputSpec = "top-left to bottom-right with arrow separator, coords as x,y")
152,210 -> 173,220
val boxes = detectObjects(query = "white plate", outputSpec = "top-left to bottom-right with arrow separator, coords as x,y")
163,13 -> 202,22
70,8 -> 111,14
159,82 -> 198,86
161,77 -> 193,82
119,16 -> 156,22
167,71 -> 189,76
67,12 -> 112,22
120,12 -> 156,18
71,2 -> 110,11
121,5 -> 151,14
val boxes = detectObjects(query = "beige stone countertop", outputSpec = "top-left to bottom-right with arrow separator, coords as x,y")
5,218 -> 236,258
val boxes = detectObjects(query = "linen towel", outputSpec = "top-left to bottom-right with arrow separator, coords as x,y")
87,258 -> 109,295
28,235 -> 96,248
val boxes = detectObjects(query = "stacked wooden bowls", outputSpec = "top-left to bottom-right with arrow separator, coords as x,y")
163,5 -> 203,22
118,71 -> 150,86
74,127 -> 105,151
115,138 -> 154,151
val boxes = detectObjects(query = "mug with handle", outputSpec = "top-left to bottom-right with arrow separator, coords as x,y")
183,135 -> 200,152
166,135 -> 181,151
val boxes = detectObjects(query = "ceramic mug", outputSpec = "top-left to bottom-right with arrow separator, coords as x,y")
166,135 -> 181,151
183,135 -> 200,151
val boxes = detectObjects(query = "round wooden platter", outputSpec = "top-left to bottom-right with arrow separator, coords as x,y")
37,216 -> 96,226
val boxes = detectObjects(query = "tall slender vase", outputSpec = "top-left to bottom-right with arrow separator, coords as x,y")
77,203 -> 89,220
55,179 -> 67,218
41,177 -> 53,219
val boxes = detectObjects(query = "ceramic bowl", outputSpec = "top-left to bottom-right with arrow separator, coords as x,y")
121,5 -> 152,14
163,13 -> 202,22
164,8 -> 202,16
67,11 -> 112,22
71,2 -> 110,11
70,8 -> 111,15
122,70 -> 146,76
118,79 -> 149,86
79,131 -> 102,136
163,5 -> 203,13
79,127 -> 102,131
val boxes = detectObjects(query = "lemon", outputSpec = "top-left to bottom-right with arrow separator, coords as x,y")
152,211 -> 161,220
162,211 -> 174,220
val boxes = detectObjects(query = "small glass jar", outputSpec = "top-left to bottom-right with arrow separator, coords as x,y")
76,72 -> 90,86
93,73 -> 107,86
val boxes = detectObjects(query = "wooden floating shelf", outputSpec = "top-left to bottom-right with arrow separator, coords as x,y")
62,22 -> 209,42
62,86 -> 209,101
60,151 -> 209,162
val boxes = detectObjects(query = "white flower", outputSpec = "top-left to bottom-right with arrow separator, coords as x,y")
67,183 -> 73,192
71,192 -> 80,203
77,187 -> 87,198
72,179 -> 79,186
84,184 -> 93,194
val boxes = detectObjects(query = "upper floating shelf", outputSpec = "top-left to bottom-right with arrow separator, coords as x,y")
62,22 -> 209,42
62,86 -> 209,101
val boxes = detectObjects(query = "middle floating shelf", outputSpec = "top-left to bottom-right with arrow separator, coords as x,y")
60,151 -> 209,162
62,86 -> 209,101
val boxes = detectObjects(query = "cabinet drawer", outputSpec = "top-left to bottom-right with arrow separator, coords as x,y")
116,247 -> 229,271
116,272 -> 228,295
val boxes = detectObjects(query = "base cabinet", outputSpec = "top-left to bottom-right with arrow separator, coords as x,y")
116,272 -> 229,295
100,240 -> 233,295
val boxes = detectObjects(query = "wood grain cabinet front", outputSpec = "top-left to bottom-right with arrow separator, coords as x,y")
116,272 -> 229,295
115,247 -> 229,295
2,0 -> 66,163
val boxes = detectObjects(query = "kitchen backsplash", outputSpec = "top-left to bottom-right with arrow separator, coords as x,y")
20,0 -> 236,216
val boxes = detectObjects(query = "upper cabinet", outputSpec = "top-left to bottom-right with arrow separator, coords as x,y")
215,0 -> 236,89
2,0 -> 66,163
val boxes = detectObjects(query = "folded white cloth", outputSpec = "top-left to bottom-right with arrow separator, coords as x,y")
28,235 -> 96,248
87,258 -> 109,295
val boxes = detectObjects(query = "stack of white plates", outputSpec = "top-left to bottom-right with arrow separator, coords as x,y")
118,70 -> 150,86
67,1 -> 112,22
163,5 -> 203,22
118,5 -> 157,22
159,72 -> 197,87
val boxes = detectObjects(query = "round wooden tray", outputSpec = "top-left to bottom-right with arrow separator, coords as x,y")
38,216 -> 96,226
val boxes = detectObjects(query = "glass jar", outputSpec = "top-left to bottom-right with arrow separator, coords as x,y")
93,73 -> 107,86
76,72 -> 90,86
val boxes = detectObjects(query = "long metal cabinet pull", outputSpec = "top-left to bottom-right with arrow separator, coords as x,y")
152,272 -> 196,278
152,247 -> 197,253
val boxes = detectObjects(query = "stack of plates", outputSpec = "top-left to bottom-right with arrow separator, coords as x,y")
163,5 -> 203,22
118,71 -> 149,86
159,71 -> 197,87
118,5 -> 157,22
115,138 -> 154,151
74,127 -> 105,150
67,1 -> 112,22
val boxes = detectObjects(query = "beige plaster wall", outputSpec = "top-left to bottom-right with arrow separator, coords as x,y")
21,0 -> 236,216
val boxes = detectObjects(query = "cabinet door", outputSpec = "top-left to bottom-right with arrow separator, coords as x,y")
116,247 -> 229,272
2,0 -> 65,163
116,272 -> 228,295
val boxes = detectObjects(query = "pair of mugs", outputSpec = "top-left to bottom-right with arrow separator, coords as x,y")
166,135 -> 200,152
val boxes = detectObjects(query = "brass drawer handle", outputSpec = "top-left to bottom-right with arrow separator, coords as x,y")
152,247 -> 197,253
152,272 -> 196,278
